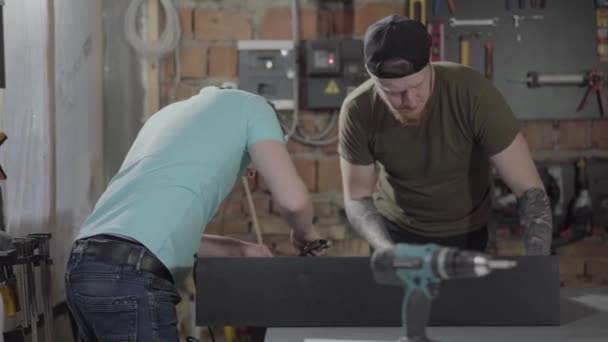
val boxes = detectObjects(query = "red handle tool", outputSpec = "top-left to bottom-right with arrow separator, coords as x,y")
577,70 -> 606,117
484,42 -> 494,81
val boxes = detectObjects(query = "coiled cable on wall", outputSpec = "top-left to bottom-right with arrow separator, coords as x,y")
124,0 -> 181,57
292,112 -> 339,146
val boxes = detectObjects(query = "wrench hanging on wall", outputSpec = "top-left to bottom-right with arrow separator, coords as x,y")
449,17 -> 498,27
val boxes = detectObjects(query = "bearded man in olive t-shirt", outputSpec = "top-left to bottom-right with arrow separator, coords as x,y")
339,15 -> 553,255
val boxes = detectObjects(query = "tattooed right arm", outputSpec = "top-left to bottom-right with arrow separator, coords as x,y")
344,197 -> 393,250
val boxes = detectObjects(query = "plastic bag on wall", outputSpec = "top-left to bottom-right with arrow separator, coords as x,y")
2,1 -> 52,238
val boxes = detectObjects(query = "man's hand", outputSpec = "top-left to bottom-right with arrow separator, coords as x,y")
238,241 -> 274,257
290,228 -> 326,256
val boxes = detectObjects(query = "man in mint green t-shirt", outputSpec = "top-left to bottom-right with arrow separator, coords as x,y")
64,87 -> 322,342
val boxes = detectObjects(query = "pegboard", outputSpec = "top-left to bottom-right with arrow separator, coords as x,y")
424,0 -> 605,119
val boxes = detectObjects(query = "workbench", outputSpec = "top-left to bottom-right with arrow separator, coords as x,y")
264,288 -> 608,342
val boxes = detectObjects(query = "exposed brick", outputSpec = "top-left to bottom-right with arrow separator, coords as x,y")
208,45 -> 237,77
318,157 -> 342,192
267,239 -> 297,256
326,239 -> 370,256
257,174 -> 270,192
194,10 -> 252,41
230,233 -> 257,244
286,116 -> 321,153
219,197 -> 244,219
175,83 -> 199,101
318,224 -> 348,240
496,239 -> 526,256
286,140 -> 317,154
222,220 -> 250,235
161,54 -> 175,79
205,219 -> 222,235
354,3 -> 405,36
258,216 -> 289,235
249,195 -> 271,218
332,8 -> 354,36
232,175 -> 257,194
258,7 -> 318,40
591,120 -> 608,148
559,257 -> 586,277
521,121 -> 558,150
585,259 -> 608,276
294,158 -> 318,192
557,240 -> 608,257
179,46 -> 207,78
161,8 -> 193,37
557,121 -> 590,150
179,8 -> 193,36
321,115 -> 340,154
313,198 -> 334,218
259,157 -> 317,192
560,275 -> 599,288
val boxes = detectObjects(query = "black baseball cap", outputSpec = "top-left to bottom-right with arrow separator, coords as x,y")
364,15 -> 432,78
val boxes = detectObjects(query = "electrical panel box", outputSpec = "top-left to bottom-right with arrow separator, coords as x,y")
237,40 -> 295,110
303,39 -> 368,109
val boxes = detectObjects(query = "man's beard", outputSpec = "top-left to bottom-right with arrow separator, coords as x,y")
388,104 -> 425,126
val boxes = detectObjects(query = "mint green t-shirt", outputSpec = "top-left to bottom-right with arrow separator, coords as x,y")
77,87 -> 284,284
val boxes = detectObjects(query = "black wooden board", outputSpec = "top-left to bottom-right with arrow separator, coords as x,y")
195,256 -> 561,327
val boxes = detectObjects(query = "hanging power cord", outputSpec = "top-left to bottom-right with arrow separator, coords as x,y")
170,47 -> 182,103
243,176 -> 264,244
283,0 -> 301,141
292,112 -> 339,146
124,0 -> 182,117
239,0 -> 302,254
286,0 -> 340,147
124,0 -> 180,57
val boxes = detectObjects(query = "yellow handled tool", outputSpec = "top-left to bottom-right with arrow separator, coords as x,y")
409,0 -> 427,25
460,36 -> 470,66
0,282 -> 18,317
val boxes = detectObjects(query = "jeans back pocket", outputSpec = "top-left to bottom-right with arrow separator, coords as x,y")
74,293 -> 138,341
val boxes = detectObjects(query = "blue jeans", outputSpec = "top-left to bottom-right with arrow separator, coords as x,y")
64,237 -> 182,342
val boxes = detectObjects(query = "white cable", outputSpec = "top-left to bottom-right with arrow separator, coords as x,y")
292,112 -> 339,146
124,0 -> 180,57
242,177 -> 263,244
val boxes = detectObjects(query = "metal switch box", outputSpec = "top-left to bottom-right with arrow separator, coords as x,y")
237,40 -> 295,110
304,39 -> 368,109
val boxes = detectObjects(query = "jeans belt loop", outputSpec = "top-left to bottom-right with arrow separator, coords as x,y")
134,248 -> 146,271
72,239 -> 88,254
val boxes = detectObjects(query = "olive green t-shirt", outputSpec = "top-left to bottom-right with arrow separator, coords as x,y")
338,62 -> 520,237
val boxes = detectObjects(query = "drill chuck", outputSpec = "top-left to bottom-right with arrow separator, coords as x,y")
371,244 -> 516,285
435,247 -> 516,279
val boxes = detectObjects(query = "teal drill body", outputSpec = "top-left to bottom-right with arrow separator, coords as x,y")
371,243 -> 516,342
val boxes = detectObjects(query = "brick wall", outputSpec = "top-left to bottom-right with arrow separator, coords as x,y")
159,0 -> 608,288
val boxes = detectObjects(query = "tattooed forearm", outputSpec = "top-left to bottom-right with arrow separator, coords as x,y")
344,197 -> 393,250
518,188 -> 553,255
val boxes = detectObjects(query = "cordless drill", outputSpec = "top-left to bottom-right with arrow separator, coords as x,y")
371,244 -> 517,342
